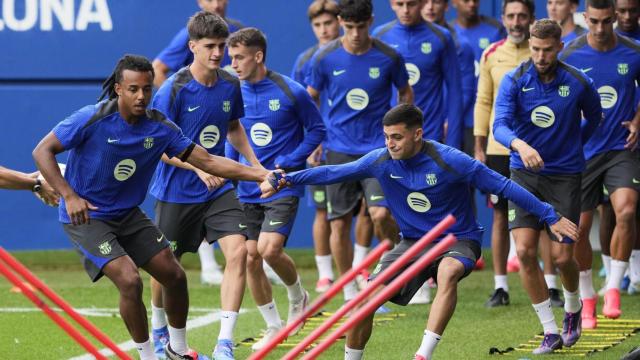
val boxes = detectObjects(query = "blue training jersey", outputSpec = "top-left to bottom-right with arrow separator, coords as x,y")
560,34 -> 640,160
493,60 -> 602,174
306,38 -> 410,155
155,18 -> 243,73
229,71 -> 325,203
53,99 -> 193,223
562,25 -> 588,45
373,20 -> 463,149
443,22 -> 476,129
452,16 -> 507,128
287,141 -> 559,243
617,28 -> 640,41
149,67 -> 244,203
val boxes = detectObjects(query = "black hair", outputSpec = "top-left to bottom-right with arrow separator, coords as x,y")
587,0 -> 615,9
502,0 -> 536,16
382,104 -> 424,129
188,11 -> 229,41
338,0 -> 373,22
98,54 -> 154,101
227,27 -> 268,61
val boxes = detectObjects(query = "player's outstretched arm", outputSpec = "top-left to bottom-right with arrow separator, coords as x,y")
184,144 -> 270,182
33,132 -> 97,225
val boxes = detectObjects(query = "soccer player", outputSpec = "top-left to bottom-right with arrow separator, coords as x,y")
616,0 -> 640,39
306,0 -> 413,302
374,0 -> 463,149
147,12 -> 261,360
473,0 -> 535,307
31,55 -> 273,360
421,0 -> 476,157
373,0 -> 463,305
291,0 -> 341,293
226,27 -> 326,350
154,0 -> 245,286
153,0 -> 244,87
262,103 -> 578,360
493,19 -> 602,353
559,0 -> 640,327
547,0 -> 587,43
0,165 -> 59,205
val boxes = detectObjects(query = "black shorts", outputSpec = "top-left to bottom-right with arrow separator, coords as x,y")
486,155 -> 510,211
243,196 -> 299,242
154,189 -> 247,256
368,239 -> 480,306
509,168 -> 580,243
325,150 -> 387,220
63,207 -> 169,282
581,150 -> 640,211
462,126 -> 474,157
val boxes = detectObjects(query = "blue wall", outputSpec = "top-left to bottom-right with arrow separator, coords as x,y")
0,0 -> 551,250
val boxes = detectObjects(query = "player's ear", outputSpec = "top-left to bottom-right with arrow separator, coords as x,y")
114,82 -> 122,97
414,126 -> 423,141
188,40 -> 197,55
255,50 -> 264,64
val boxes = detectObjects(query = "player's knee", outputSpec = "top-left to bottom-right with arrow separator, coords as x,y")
246,246 -> 262,269
615,204 -> 636,225
261,244 -> 283,264
553,252 -> 574,270
118,273 -> 143,301
228,244 -> 248,267
516,246 -> 538,268
368,207 -> 389,225
437,260 -> 464,287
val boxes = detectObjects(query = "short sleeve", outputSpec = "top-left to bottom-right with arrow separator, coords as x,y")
52,105 -> 96,150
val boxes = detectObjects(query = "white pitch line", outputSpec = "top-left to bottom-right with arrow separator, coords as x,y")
69,309 -> 250,360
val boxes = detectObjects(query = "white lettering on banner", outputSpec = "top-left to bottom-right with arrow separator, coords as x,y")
0,0 -> 112,31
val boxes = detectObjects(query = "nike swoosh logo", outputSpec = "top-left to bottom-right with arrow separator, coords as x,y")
389,44 -> 399,48
238,224 -> 247,229
522,87 -> 535,92
370,195 -> 384,201
333,69 -> 346,76
157,235 -> 164,242
581,67 -> 593,73
188,106 -> 201,112
107,138 -> 119,143
269,220 -> 283,226
633,178 -> 640,184
390,174 -> 403,179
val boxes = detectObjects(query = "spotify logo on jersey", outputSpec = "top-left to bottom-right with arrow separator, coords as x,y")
346,88 -> 369,111
407,192 -> 431,213
530,106 -> 555,128
598,86 -> 618,109
250,122 -> 273,146
199,125 -> 220,149
406,63 -> 421,86
114,159 -> 136,181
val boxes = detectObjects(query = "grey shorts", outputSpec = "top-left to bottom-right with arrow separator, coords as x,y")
369,239 -> 480,306
308,185 -> 328,209
154,189 -> 247,256
581,150 -> 640,211
486,155 -> 510,211
509,168 -> 580,243
243,196 -> 299,242
325,150 -> 387,220
63,207 -> 169,282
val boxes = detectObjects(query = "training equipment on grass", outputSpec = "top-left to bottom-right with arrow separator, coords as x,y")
489,316 -> 640,357
251,214 -> 456,359
0,246 -> 131,360
301,234 -> 457,360
248,237 -> 394,359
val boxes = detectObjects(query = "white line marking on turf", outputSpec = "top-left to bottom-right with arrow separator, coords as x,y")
68,308 -> 250,360
0,306 -> 225,317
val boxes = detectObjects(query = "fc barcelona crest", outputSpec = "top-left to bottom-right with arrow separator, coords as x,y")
479,37 -> 490,49
99,241 -> 111,255
269,99 -> 280,111
558,85 -> 570,97
222,100 -> 231,112
618,63 -> 629,75
426,173 -> 437,186
369,67 -> 380,79
421,42 -> 432,54
143,137 -> 154,149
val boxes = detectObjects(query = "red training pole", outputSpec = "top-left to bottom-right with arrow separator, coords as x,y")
249,239 -> 394,360
302,234 -> 458,360
283,215 -> 456,360
0,247 -> 132,360
0,260 -> 109,360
